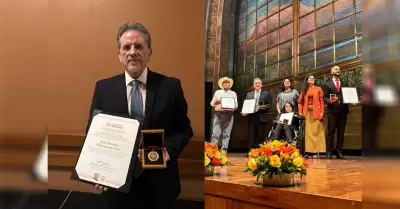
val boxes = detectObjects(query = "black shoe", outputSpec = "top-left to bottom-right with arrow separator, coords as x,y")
337,151 -> 345,159
326,151 -> 332,159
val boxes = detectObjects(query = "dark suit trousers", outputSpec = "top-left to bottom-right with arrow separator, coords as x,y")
248,112 -> 267,149
326,111 -> 348,152
101,171 -> 175,209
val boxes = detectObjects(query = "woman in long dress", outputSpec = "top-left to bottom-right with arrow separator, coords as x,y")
298,75 -> 326,159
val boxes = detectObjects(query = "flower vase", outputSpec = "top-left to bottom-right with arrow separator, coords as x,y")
204,166 -> 215,176
262,173 -> 295,186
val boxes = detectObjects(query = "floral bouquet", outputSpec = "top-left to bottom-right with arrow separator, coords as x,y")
205,142 -> 233,172
244,140 -> 308,182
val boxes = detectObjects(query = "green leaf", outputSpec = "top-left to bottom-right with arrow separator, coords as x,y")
277,168 -> 284,178
287,164 -> 296,173
301,169 -> 307,175
259,170 -> 266,178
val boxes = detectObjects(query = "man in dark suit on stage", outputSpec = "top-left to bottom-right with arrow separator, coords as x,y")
242,78 -> 272,156
86,22 -> 193,209
323,65 -> 354,159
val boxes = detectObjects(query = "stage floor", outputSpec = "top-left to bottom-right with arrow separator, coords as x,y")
205,153 -> 362,209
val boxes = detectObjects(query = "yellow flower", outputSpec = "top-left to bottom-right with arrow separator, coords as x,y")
214,151 -> 222,158
290,150 -> 299,159
269,155 -> 281,168
271,140 -> 281,151
247,158 -> 258,171
220,155 -> 227,164
293,156 -> 304,167
205,156 -> 210,166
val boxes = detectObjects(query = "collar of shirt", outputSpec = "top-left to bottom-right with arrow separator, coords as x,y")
332,77 -> 340,82
125,67 -> 148,87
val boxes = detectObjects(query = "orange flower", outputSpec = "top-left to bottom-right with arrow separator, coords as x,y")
287,145 -> 296,152
206,149 -> 215,158
280,146 -> 288,154
205,142 -> 218,150
249,149 -> 259,157
280,152 -> 288,159
266,149 -> 273,157
260,147 -> 272,157
303,160 -> 308,167
211,157 -> 221,166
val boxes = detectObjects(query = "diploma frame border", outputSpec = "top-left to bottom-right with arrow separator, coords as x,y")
341,87 -> 359,104
70,109 -> 142,193
141,129 -> 167,169
241,99 -> 256,114
220,97 -> 236,109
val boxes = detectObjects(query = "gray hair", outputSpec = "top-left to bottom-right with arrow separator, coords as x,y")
117,22 -> 152,49
253,77 -> 262,83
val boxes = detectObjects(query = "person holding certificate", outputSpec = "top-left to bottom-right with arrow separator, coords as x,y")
85,22 -> 193,209
298,75 -> 326,159
210,77 -> 237,153
273,102 -> 300,142
323,66 -> 353,159
241,78 -> 272,156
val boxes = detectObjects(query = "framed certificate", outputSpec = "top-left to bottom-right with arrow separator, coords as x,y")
141,130 -> 166,169
241,99 -> 256,114
220,97 -> 236,109
71,110 -> 142,193
341,87 -> 359,104
279,112 -> 294,125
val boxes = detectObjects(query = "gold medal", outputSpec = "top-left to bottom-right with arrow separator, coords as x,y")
148,151 -> 159,162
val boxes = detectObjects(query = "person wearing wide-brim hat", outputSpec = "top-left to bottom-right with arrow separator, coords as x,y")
210,77 -> 238,153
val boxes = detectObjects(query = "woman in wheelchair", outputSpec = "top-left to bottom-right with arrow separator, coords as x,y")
272,102 -> 301,143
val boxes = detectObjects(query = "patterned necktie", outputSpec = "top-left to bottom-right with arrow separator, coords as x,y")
335,79 -> 340,92
130,80 -> 143,118
255,91 -> 260,112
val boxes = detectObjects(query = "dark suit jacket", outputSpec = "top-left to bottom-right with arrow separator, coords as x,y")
86,69 -> 193,199
323,79 -> 349,114
245,90 -> 272,123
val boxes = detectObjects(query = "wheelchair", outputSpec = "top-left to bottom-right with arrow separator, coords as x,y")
266,114 -> 306,154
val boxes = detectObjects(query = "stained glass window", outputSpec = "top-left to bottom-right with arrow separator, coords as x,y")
234,0 -> 362,93
298,0 -> 362,70
235,0 -> 294,92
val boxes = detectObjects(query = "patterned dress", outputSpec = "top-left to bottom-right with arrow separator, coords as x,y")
276,89 -> 300,112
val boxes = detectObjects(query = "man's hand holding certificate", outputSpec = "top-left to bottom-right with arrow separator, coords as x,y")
72,112 -> 140,193
341,87 -> 359,105
241,99 -> 256,115
220,97 -> 236,109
